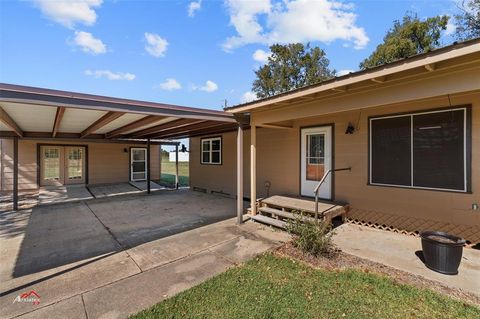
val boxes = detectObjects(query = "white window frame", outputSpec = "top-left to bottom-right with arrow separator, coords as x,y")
369,107 -> 468,193
201,137 -> 222,165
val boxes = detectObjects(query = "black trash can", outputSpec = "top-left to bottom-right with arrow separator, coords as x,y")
420,231 -> 466,275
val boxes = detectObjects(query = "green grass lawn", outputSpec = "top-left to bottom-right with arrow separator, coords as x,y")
160,154 -> 189,186
131,254 -> 479,319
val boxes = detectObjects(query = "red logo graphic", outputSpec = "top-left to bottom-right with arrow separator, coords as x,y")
13,290 -> 40,305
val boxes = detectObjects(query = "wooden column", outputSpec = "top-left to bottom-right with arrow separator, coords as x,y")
250,125 -> 257,215
13,136 -> 18,211
147,138 -> 151,194
237,125 -> 244,224
175,144 -> 179,189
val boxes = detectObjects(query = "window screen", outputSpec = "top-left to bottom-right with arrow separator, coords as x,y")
370,107 -> 468,192
371,116 -> 411,186
413,110 -> 464,190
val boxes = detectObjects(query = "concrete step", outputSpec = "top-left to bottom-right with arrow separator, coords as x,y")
259,206 -> 317,223
251,214 -> 286,229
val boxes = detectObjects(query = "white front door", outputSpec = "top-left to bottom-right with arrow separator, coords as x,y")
301,126 -> 332,199
130,148 -> 147,181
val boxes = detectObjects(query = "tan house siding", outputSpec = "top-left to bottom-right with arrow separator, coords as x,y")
0,140 -> 161,191
190,132 -> 250,197
190,91 -> 480,244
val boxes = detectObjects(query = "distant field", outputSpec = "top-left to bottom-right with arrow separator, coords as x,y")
159,154 -> 189,187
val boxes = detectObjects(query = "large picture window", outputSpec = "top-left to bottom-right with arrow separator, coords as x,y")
201,137 -> 222,165
369,107 -> 470,192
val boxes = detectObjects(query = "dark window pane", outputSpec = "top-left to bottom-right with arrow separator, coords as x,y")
371,116 -> 411,186
202,141 -> 210,151
413,110 -> 464,190
132,162 -> 145,173
211,139 -> 221,151
211,151 -> 220,163
202,152 -> 210,163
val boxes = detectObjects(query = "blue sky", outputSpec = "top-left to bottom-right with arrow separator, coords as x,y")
0,0 -> 459,112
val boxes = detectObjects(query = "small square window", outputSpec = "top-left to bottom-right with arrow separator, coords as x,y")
201,137 -> 222,165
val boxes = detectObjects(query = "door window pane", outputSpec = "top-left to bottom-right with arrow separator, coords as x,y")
67,148 -> 83,180
132,161 -> 146,173
132,149 -> 145,161
43,148 -> 60,180
306,134 -> 325,181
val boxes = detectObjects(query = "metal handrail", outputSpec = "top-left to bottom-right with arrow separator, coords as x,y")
314,167 -> 351,221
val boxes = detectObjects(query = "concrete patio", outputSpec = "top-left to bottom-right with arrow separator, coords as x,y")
333,223 -> 480,297
0,182 -> 167,211
0,190 -> 289,318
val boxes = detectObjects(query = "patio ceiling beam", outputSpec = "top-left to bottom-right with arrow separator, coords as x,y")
0,106 -> 23,137
52,106 -> 65,138
144,121 -> 228,139
129,118 -> 204,138
81,111 -> 125,138
167,123 -> 237,139
105,115 -> 164,139
257,123 -> 292,129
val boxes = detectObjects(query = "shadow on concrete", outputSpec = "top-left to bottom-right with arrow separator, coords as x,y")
415,250 -> 426,264
7,190 -> 237,279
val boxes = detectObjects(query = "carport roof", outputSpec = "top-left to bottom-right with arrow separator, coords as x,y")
0,83 -> 237,141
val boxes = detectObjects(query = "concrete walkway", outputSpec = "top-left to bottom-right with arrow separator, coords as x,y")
0,218 -> 289,319
333,223 -> 480,297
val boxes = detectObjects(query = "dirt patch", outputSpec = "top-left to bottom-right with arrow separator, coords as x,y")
275,243 -> 480,306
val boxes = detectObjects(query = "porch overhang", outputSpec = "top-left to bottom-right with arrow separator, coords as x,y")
225,38 -> 480,123
0,83 -> 238,141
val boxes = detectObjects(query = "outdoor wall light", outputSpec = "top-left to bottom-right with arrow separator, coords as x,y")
345,123 -> 355,134
123,148 -> 128,153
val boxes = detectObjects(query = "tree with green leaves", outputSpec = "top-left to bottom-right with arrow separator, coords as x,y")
252,43 -> 335,99
360,14 -> 449,69
455,0 -> 480,40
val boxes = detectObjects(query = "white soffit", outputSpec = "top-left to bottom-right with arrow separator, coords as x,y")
123,117 -> 178,134
1,102 -> 57,132
95,113 -> 146,134
59,108 -> 107,133
0,122 -> 11,131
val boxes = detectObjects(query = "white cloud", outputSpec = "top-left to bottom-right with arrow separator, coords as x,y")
158,78 -> 182,90
337,69 -> 354,76
85,70 -> 136,81
444,19 -> 456,36
33,0 -> 103,28
73,31 -> 106,54
223,0 -> 369,51
194,80 -> 219,92
241,91 -> 258,103
188,0 -> 202,17
144,32 -> 168,57
252,49 -> 271,63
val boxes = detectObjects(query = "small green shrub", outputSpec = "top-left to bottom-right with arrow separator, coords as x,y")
285,211 -> 336,256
